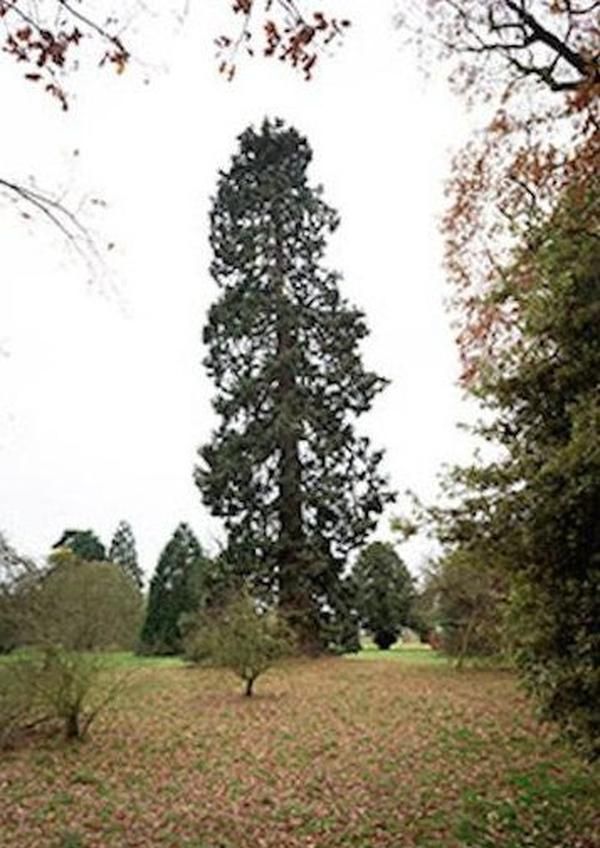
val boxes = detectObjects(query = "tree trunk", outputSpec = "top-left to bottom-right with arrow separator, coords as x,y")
272,224 -> 312,644
65,710 -> 80,740
244,676 -> 255,697
455,616 -> 476,671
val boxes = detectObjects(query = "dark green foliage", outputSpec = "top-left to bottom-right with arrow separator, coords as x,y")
53,529 -> 106,562
109,520 -> 143,589
479,186 -> 599,757
139,523 -> 209,655
353,542 -> 414,650
196,119 -> 393,652
428,183 -> 600,756
319,574 -> 361,654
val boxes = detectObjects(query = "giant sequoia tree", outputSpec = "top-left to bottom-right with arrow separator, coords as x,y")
196,120 -> 393,650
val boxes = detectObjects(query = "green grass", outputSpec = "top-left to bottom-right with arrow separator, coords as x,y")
350,643 -> 448,664
97,651 -> 185,669
0,649 -> 185,669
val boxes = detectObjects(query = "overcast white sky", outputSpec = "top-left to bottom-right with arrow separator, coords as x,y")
0,1 -> 481,578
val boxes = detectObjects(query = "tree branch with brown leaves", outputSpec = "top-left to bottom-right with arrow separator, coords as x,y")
0,0 -> 129,110
1,2 -> 347,268
215,0 -> 350,80
399,0 -> 599,381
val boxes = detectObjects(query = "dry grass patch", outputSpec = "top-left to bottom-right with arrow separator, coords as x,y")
1,657 -> 598,847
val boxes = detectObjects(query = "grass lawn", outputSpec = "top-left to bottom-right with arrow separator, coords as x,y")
1,653 -> 598,847
350,644 -> 449,665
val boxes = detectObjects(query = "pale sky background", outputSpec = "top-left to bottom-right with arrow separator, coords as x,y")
0,1 -> 482,579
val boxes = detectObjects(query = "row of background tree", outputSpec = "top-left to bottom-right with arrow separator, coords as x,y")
0,525 -> 425,657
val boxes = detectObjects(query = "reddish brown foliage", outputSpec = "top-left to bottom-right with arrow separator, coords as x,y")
400,1 -> 600,381
0,1 -> 128,110
216,1 -> 350,81
0,2 -> 348,103
0,2 -> 348,246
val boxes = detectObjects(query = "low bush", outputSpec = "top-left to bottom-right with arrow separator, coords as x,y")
184,591 -> 295,696
1,648 -> 130,746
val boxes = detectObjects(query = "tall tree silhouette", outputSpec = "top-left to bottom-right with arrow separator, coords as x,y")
197,119 -> 393,650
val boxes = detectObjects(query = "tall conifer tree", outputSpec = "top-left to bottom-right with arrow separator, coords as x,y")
196,119 -> 394,650
109,520 -> 143,589
139,523 -> 205,655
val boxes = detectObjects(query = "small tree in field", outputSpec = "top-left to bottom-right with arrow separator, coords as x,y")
11,647 -> 126,742
0,550 -> 140,746
184,590 -> 295,697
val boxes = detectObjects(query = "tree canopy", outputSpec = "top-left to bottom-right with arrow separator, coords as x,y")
22,549 -> 143,651
1,1 -> 350,259
1,1 -> 349,109
53,529 -> 106,562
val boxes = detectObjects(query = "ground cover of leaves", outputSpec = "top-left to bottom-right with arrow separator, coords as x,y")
1,655 -> 598,848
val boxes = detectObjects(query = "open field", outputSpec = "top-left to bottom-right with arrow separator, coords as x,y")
1,652 -> 598,848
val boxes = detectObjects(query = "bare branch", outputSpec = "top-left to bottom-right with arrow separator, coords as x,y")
504,0 -> 599,82
0,177 -> 105,282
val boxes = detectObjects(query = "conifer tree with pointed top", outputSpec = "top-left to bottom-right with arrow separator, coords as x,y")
109,520 -> 143,589
138,523 -> 206,655
196,119 -> 394,652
